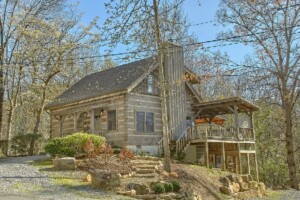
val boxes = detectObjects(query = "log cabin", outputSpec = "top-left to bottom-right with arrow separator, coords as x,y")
46,42 -> 260,180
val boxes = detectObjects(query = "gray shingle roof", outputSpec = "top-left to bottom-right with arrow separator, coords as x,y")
47,57 -> 157,109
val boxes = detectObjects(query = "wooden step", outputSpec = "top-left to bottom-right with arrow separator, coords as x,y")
135,165 -> 157,170
131,161 -> 161,166
133,173 -> 157,178
136,169 -> 155,174
132,156 -> 161,161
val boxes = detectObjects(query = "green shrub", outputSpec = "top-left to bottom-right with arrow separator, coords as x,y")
171,181 -> 181,192
44,132 -> 105,157
11,133 -> 43,155
175,151 -> 186,162
153,183 -> 165,194
164,182 -> 173,192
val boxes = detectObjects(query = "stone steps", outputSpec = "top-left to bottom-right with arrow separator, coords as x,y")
136,169 -> 155,174
132,173 -> 157,178
131,161 -> 161,166
134,165 -> 157,170
132,156 -> 161,161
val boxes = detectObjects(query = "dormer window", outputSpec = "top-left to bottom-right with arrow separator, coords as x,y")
147,74 -> 154,94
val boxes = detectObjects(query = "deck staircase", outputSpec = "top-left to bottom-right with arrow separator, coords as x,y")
175,126 -> 193,153
158,126 -> 194,156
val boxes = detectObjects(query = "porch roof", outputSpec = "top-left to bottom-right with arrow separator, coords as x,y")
194,97 -> 260,117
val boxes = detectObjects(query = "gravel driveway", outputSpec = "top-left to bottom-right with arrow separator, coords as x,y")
0,156 -> 130,200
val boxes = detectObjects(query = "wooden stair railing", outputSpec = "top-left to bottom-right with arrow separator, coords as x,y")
175,126 -> 193,154
157,129 -> 174,155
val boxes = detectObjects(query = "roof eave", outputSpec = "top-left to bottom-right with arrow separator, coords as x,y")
46,90 -> 128,111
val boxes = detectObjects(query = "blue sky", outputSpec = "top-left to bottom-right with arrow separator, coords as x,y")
69,0 -> 253,63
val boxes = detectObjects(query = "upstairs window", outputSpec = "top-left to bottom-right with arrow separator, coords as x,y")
147,74 -> 154,94
136,111 -> 154,133
108,110 -> 116,131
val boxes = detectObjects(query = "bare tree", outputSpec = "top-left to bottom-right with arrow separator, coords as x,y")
217,0 -> 300,189
0,0 -> 66,139
103,0 -> 192,172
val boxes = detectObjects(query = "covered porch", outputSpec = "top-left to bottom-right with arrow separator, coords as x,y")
174,97 -> 260,180
194,97 -> 259,180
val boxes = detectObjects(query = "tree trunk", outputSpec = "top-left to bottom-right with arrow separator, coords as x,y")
5,103 -> 15,155
153,0 -> 171,172
0,48 -> 4,140
29,86 -> 47,156
284,104 -> 299,189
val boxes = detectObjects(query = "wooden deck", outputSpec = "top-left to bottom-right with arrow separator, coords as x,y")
174,124 -> 255,155
193,124 -> 255,141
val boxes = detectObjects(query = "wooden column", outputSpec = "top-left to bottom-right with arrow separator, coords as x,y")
205,141 -> 209,168
221,142 -> 226,171
213,154 -> 216,168
234,156 -> 239,174
250,112 -> 255,140
237,143 -> 242,174
90,110 -> 95,133
49,114 -> 53,139
58,115 -> 64,136
234,105 -> 240,139
246,153 -> 251,174
73,113 -> 79,132
254,145 -> 259,182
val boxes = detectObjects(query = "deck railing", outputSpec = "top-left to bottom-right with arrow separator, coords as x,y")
175,126 -> 192,153
194,124 -> 255,141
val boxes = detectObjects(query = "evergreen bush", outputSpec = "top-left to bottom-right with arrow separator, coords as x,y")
171,181 -> 181,192
44,132 -> 105,157
153,183 -> 165,193
164,182 -> 173,192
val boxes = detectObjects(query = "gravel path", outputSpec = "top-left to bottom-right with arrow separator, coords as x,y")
0,156 -> 131,200
248,189 -> 300,200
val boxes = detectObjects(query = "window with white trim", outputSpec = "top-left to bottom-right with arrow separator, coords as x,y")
136,111 -> 154,133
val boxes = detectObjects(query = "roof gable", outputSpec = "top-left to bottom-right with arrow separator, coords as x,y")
47,57 -> 157,109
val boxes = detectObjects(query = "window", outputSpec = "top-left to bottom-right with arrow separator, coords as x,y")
136,111 -> 154,133
147,74 -> 154,94
108,110 -> 116,131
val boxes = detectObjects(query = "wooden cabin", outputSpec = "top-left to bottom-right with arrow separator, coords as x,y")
46,42 -> 259,180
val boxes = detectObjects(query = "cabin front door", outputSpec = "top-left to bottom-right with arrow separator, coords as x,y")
94,108 -> 104,136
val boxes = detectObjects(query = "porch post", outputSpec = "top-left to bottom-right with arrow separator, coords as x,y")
221,142 -> 226,171
73,113 -> 79,132
254,145 -> 259,181
246,153 -> 251,174
205,141 -> 209,168
58,115 -> 65,136
234,156 -> 239,174
250,112 -> 255,140
90,109 -> 95,133
237,143 -> 242,174
234,105 -> 240,139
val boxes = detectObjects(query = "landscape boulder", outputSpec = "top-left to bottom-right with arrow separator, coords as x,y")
83,174 -> 92,182
125,189 -> 136,196
53,157 -> 76,170
241,175 -> 249,182
232,182 -> 240,193
258,182 -> 266,194
127,183 -> 151,195
220,186 -> 234,195
239,182 -> 250,192
169,172 -> 179,178
90,170 -> 121,189
249,181 -> 258,190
